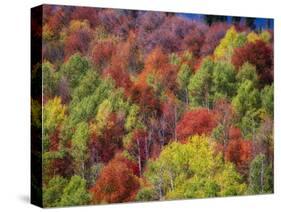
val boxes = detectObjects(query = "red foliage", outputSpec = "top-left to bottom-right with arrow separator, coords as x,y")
91,40 -> 116,69
126,129 -> 148,175
90,154 -> 140,203
71,7 -> 99,27
139,47 -> 177,92
49,129 -> 60,151
229,127 -> 242,140
64,29 -> 91,59
51,153 -> 74,178
91,113 -> 125,163
103,59 -> 132,92
47,8 -> 65,35
183,27 -> 206,58
232,40 -> 273,85
225,139 -> 253,175
130,83 -> 161,119
201,23 -> 229,56
176,108 -> 218,140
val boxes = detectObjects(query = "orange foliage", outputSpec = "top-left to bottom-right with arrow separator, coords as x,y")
176,108 -> 218,140
138,47 -> 177,92
90,154 -> 140,203
91,40 -> 117,69
225,139 -> 253,176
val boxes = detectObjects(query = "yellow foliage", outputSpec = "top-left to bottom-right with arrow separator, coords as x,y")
247,32 -> 260,43
69,19 -> 90,32
214,26 -> 238,60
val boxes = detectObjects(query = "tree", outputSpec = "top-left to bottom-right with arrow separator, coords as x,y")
143,135 -> 246,200
232,80 -> 260,118
176,63 -> 192,105
212,99 -> 235,152
201,23 -> 229,56
236,62 -> 258,87
248,154 -> 273,194
135,187 -> 158,201
214,26 -> 247,60
232,80 -> 261,138
225,139 -> 253,177
90,155 -> 140,203
43,97 -> 66,151
103,61 -> 132,92
43,176 -> 68,207
91,40 -> 116,70
188,58 -> 214,108
176,108 -> 217,140
91,113 -> 125,163
60,175 -> 91,206
43,61 -> 58,98
212,61 -> 237,101
71,122 -> 90,177
64,20 -> 92,59
261,85 -> 274,118
232,40 -> 273,86
60,53 -> 91,90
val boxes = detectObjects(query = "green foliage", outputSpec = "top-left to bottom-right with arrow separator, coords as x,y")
71,70 -> 101,103
232,80 -> 261,138
144,135 -> 246,200
125,104 -> 143,131
43,61 -> 58,97
232,80 -> 260,118
188,58 -> 214,108
248,154 -> 273,194
60,175 -> 91,206
212,61 -> 236,101
135,187 -> 158,201
261,85 -> 274,118
43,176 -> 68,208
60,53 -> 91,89
71,122 -> 90,177
177,63 -> 192,104
95,99 -> 113,132
68,78 -> 114,126
236,62 -> 258,86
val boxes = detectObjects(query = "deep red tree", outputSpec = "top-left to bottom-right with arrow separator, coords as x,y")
90,154 -> 140,203
176,108 -> 218,140
232,40 -> 273,85
91,113 -> 125,163
225,139 -> 253,176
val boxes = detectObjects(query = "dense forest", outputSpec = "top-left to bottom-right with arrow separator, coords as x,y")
31,5 -> 274,207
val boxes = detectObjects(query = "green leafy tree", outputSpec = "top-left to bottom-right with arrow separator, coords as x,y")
177,63 -> 193,105
261,84 -> 274,118
236,62 -> 258,87
43,176 -> 68,207
248,154 -> 273,194
232,80 -> 261,117
43,61 -> 58,98
232,80 -> 261,138
188,58 -> 214,108
60,53 -> 91,90
71,122 -> 90,177
212,61 -> 236,101
60,175 -> 91,206
135,187 -> 158,201
142,135 -> 246,200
